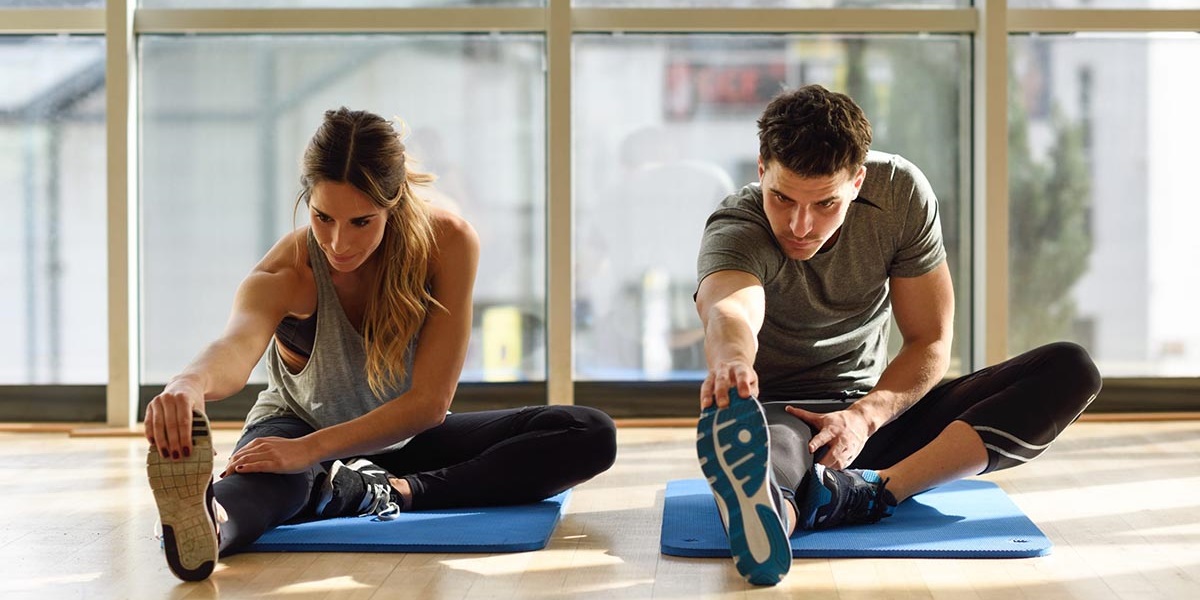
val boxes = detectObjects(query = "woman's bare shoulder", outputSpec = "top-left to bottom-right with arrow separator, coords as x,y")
425,207 -> 480,291
245,227 -> 315,312
428,205 -> 480,253
255,227 -> 311,273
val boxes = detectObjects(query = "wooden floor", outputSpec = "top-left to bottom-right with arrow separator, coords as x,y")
0,420 -> 1198,599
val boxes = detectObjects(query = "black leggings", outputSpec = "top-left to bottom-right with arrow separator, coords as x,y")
766,342 -> 1103,497
213,405 -> 617,556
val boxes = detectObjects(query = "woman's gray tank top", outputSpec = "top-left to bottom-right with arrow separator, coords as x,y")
244,230 -> 416,452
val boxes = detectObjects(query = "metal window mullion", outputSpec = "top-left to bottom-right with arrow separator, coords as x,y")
0,9 -> 105,34
977,0 -> 1009,369
1009,9 -> 1200,33
106,0 -> 138,428
134,8 -> 546,34
546,0 -> 572,406
571,8 -> 976,33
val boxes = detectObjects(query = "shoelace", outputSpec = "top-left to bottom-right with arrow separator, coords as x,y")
374,503 -> 401,522
843,475 -> 893,523
364,481 -> 401,521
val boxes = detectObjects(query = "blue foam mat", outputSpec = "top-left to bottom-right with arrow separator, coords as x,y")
661,479 -> 1051,558
246,490 -> 570,553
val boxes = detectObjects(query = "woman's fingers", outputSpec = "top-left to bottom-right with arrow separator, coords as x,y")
143,404 -> 157,446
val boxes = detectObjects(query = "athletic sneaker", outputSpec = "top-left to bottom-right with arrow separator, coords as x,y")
696,389 -> 792,586
147,410 -> 219,582
798,464 -> 897,531
315,458 -> 402,521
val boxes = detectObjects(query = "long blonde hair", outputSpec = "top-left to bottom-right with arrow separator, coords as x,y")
295,107 -> 440,397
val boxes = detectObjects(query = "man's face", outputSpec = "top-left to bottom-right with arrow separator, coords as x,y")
758,158 -> 866,261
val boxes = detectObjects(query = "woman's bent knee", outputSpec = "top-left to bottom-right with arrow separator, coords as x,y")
541,405 -> 617,477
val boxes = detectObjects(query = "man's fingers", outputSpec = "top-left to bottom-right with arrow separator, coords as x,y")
785,405 -> 818,424
714,373 -> 733,408
736,378 -> 755,400
704,364 -> 760,409
699,378 -> 715,409
816,444 -> 849,469
808,428 -> 835,455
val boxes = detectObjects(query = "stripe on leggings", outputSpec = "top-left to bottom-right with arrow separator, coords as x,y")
974,426 -> 1045,465
973,426 -> 1051,451
983,443 -> 1034,463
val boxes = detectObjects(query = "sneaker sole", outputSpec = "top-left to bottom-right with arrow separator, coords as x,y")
696,395 -> 791,586
147,411 -> 217,581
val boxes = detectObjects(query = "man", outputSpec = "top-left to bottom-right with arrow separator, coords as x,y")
693,85 -> 1101,586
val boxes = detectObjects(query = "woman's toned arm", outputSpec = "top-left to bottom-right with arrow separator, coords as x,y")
144,231 -> 304,460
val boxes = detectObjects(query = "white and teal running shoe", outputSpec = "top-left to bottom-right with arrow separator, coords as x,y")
696,389 -> 792,586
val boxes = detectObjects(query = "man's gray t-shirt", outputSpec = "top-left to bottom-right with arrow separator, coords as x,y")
696,151 -> 946,401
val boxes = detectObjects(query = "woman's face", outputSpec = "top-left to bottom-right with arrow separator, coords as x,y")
308,180 -> 389,273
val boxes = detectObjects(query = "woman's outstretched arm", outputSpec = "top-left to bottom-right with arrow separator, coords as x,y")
144,231 -> 302,461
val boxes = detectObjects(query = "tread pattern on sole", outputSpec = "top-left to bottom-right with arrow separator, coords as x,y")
696,395 -> 791,586
147,411 -> 217,582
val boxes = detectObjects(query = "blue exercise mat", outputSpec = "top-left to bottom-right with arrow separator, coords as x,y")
661,479 -> 1051,558
246,490 -> 570,553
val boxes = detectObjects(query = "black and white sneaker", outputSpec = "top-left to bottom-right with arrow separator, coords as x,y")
147,410 -> 219,582
315,458 -> 402,521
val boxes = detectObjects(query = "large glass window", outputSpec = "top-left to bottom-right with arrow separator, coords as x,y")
1008,33 -> 1200,376
0,35 -> 106,384
139,34 -> 545,384
573,34 -> 971,381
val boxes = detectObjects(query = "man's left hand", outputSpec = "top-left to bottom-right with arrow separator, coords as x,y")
785,406 -> 872,470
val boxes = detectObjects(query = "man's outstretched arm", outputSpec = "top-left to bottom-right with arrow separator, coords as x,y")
696,270 -> 767,409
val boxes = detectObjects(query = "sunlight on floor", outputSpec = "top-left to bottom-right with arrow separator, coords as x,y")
1012,476 -> 1200,522
568,484 -> 664,512
271,575 -> 374,595
441,549 -> 624,576
0,572 -> 103,594
562,578 -> 658,594
1117,523 -> 1200,538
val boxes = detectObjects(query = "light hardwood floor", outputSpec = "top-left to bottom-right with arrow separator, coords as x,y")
0,420 -> 1197,599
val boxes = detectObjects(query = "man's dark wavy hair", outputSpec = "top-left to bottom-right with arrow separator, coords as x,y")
757,84 -> 872,177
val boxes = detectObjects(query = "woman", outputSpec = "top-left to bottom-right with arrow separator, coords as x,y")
144,108 -> 617,582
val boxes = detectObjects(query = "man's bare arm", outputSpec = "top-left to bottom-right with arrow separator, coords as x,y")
696,270 -> 767,408
847,260 -> 955,434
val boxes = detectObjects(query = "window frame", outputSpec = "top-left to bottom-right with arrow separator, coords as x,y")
2,1 -> 1198,424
